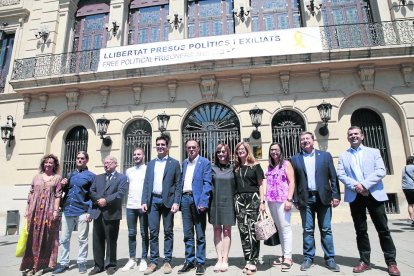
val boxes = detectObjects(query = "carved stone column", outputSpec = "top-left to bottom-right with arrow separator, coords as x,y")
100,87 -> 110,107
200,75 -> 218,100
39,93 -> 48,112
401,63 -> 412,87
132,83 -> 142,105
319,69 -> 330,92
23,94 -> 31,114
168,80 -> 177,102
241,74 -> 251,97
280,71 -> 290,94
358,64 -> 375,90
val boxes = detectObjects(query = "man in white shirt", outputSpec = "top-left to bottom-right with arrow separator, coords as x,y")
122,148 -> 149,272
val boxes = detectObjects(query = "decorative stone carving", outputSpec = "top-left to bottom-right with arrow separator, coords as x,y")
167,80 -> 177,102
23,94 -> 31,114
401,63 -> 412,87
132,83 -> 142,105
358,64 -> 375,90
100,87 -> 110,107
39,93 -> 48,112
280,72 -> 290,94
319,69 -> 330,92
241,74 -> 251,97
65,89 -> 80,110
199,75 -> 218,100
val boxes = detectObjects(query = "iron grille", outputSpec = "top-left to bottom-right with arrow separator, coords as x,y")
271,110 -> 305,159
351,108 -> 391,174
182,103 -> 240,162
62,126 -> 88,177
123,119 -> 152,173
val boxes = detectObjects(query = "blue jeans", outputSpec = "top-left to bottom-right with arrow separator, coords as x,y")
181,194 -> 207,265
299,194 -> 335,261
59,213 -> 89,266
148,196 -> 174,265
126,208 -> 149,259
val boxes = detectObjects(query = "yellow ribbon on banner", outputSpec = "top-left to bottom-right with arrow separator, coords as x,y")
294,31 -> 305,49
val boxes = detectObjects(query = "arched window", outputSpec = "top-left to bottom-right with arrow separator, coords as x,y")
182,103 -> 240,161
62,126 -> 88,177
251,0 -> 302,32
128,0 -> 169,45
188,0 -> 234,38
123,119 -> 152,172
351,108 -> 391,174
73,0 -> 110,51
271,110 -> 305,159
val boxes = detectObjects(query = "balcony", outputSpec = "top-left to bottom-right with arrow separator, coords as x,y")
9,20 -> 414,92
0,0 -> 20,7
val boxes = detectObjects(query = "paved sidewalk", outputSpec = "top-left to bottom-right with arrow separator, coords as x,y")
1,219 -> 413,276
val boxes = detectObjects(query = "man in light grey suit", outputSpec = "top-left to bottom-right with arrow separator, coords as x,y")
337,126 -> 400,276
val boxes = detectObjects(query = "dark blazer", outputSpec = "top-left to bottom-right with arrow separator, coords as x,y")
141,156 -> 182,209
89,171 -> 128,220
181,156 -> 212,211
291,149 -> 340,207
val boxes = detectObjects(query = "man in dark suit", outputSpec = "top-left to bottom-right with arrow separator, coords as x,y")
141,135 -> 182,275
177,140 -> 212,275
88,156 -> 128,275
337,126 -> 400,276
291,131 -> 340,272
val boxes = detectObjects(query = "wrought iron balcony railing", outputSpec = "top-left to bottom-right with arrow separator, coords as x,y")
10,20 -> 414,82
0,0 -> 20,6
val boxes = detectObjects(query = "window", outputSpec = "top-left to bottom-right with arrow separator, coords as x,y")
62,126 -> 88,177
351,108 -> 391,174
73,0 -> 110,51
123,119 -> 152,172
182,103 -> 240,161
271,110 -> 305,159
128,0 -> 169,44
188,0 -> 234,38
251,0 -> 302,32
0,32 -> 15,93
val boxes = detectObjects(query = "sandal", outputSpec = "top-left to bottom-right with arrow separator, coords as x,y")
214,261 -> 222,273
272,256 -> 284,266
220,262 -> 229,272
281,259 -> 293,272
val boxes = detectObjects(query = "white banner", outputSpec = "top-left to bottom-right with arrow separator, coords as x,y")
97,27 -> 323,72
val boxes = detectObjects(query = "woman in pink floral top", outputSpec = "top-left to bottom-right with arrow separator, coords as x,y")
265,142 -> 295,271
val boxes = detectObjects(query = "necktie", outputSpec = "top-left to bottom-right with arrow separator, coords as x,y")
105,173 -> 112,189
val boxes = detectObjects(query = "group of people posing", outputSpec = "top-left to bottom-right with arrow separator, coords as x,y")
20,126 -> 401,276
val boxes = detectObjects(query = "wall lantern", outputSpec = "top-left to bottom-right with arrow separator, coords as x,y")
157,111 -> 170,134
96,116 -> 112,147
106,21 -> 119,36
317,101 -> 332,136
167,14 -> 183,30
249,105 -> 263,139
306,0 -> 322,16
35,30 -> 49,44
1,115 -> 16,147
233,6 -> 250,23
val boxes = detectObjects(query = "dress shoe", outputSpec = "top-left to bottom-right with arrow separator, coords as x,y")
388,263 -> 401,276
300,259 -> 313,271
325,259 -> 340,272
88,267 -> 103,275
106,267 -> 116,275
53,265 -> 69,274
178,263 -> 195,274
196,264 -> 205,275
163,262 -> 172,274
353,261 -> 371,273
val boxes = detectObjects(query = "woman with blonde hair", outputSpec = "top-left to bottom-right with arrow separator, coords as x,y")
233,142 -> 265,275
209,143 -> 236,272
20,154 -> 62,276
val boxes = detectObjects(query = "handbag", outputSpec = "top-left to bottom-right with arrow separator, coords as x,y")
264,231 -> 280,246
15,220 -> 28,257
254,212 -> 277,240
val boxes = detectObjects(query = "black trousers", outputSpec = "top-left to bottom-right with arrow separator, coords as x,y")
93,215 -> 120,270
350,193 -> 396,265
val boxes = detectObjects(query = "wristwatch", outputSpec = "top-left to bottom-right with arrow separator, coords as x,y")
287,198 -> 293,202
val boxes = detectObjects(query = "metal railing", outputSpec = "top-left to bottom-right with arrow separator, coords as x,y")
0,0 -> 20,6
10,20 -> 414,81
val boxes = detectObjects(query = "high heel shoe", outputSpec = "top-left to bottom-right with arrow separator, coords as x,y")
220,262 -> 229,272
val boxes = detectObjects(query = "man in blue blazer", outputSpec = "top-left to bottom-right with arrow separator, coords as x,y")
337,126 -> 400,276
177,140 -> 212,275
88,156 -> 128,275
291,131 -> 340,272
141,135 -> 182,275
